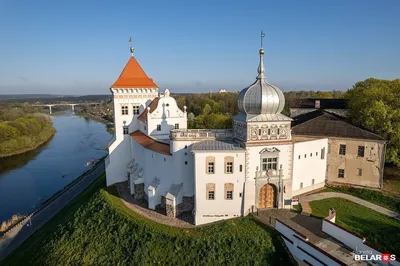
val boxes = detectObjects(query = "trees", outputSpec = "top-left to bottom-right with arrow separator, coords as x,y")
346,78 -> 400,166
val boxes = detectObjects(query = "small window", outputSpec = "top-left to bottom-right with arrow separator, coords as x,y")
208,191 -> 215,200
175,123 -> 179,129
185,152 -> 187,155
262,157 -> 278,171
185,145 -> 187,149
132,105 -> 140,115
338,169 -> 345,178
157,124 -> 161,131
312,179 -> 315,185
185,161 -> 188,165
298,155 -> 301,159
208,162 -> 215,174
321,148 -> 325,160
123,126 -> 129,135
166,103 -> 169,107
226,162 -> 233,173
121,105 -> 128,115
239,193 -> 242,198
358,146 -> 365,157
300,182 -> 303,189
164,158 -> 166,161
316,152 -> 318,156
310,153 -> 312,157
258,129 -> 261,135
339,144 -> 346,155
304,154 -> 307,158
239,165 -> 243,172
268,128 -> 271,135
226,191 -> 233,200
357,168 -> 362,176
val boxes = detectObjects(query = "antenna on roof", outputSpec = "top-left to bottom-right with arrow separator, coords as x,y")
129,37 -> 134,56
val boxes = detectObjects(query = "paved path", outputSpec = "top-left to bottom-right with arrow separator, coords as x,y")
0,161 -> 105,262
299,192 -> 400,218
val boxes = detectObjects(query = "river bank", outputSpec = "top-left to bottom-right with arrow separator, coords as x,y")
0,121 -> 56,158
76,112 -> 114,135
0,113 -> 111,223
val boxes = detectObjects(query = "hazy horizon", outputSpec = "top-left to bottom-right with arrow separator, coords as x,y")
1,0 -> 399,95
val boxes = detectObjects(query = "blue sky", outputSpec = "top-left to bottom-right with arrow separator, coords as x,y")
0,0 -> 399,95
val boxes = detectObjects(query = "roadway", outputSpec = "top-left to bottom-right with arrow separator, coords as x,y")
0,161 -> 105,262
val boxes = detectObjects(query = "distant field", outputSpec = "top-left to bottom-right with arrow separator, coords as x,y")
1,174 -> 291,266
310,198 -> 400,255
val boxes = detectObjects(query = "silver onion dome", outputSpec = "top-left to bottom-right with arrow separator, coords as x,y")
238,48 -> 285,115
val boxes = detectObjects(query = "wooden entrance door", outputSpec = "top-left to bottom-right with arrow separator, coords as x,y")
258,184 -> 275,209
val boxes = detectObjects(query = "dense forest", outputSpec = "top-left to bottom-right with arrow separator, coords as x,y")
0,104 -> 55,157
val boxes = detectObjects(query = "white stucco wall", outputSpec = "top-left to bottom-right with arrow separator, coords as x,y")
292,138 -> 328,196
147,91 -> 187,140
193,151 -> 246,225
106,88 -> 157,186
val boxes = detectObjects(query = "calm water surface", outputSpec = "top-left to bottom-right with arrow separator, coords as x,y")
0,113 -> 111,222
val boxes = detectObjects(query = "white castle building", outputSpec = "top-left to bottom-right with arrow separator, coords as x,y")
106,45 -> 385,225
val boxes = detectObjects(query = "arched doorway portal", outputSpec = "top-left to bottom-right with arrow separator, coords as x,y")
258,184 -> 276,209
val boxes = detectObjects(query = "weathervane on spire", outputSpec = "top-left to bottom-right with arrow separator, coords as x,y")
260,30 -> 265,48
129,37 -> 134,56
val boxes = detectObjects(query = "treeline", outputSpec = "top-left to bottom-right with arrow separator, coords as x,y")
0,104 -> 55,157
173,90 -> 346,129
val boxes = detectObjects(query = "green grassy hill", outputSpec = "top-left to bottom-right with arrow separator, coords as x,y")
1,174 -> 291,266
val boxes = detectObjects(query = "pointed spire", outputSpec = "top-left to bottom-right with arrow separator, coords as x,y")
257,31 -> 266,79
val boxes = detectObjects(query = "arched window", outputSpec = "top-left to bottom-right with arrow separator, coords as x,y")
206,156 -> 215,174
224,156 -> 234,174
206,183 -> 215,200
224,183 -> 234,200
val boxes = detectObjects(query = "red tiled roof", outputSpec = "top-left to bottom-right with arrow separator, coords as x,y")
130,130 -> 171,155
137,97 -> 159,123
111,56 -> 158,88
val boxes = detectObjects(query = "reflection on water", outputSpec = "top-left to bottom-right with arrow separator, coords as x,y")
0,113 -> 111,222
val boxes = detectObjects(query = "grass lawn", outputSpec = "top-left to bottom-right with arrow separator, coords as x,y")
323,186 -> 400,213
1,174 -> 291,266
309,198 -> 400,255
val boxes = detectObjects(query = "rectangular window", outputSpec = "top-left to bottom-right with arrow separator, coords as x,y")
208,162 -> 215,174
357,168 -> 362,176
226,191 -> 233,200
226,162 -> 233,173
358,146 -> 365,157
321,148 -> 325,160
174,123 -> 179,129
123,126 -> 129,135
312,179 -> 315,185
132,105 -> 140,115
121,105 -> 128,115
208,191 -> 215,200
239,165 -> 243,172
338,169 -> 345,178
262,157 -> 278,171
300,182 -> 303,189
339,144 -> 346,155
157,124 -> 161,131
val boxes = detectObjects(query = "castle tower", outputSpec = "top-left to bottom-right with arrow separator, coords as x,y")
234,32 -> 293,213
106,44 -> 158,186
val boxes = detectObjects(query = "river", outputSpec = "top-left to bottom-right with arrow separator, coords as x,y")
0,112 -> 112,223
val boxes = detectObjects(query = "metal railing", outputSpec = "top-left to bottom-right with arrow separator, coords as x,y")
169,129 -> 233,140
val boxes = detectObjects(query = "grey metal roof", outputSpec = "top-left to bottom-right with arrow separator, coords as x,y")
233,113 -> 293,122
292,111 -> 385,141
191,140 -> 245,151
237,48 -> 285,116
167,183 -> 183,197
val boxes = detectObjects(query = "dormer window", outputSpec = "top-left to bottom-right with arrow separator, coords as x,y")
121,105 -> 128,115
157,125 -> 161,131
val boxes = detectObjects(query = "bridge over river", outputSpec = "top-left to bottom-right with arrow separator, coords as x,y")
33,102 -> 101,114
